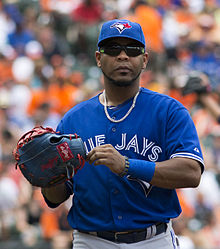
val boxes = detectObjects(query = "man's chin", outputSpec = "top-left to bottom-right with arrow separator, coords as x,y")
102,69 -> 141,88
110,80 -> 134,87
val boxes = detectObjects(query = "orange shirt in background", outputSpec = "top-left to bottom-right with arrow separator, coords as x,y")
168,88 -> 197,111
125,5 -> 164,53
27,83 -> 78,116
177,189 -> 195,218
40,209 -> 59,239
0,59 -> 13,85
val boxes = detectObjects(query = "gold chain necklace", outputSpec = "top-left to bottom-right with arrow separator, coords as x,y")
103,89 -> 140,123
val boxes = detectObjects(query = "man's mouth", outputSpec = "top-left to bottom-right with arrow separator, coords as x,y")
115,66 -> 131,73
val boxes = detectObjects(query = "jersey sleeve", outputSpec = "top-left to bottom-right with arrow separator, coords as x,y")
56,119 -> 64,133
165,104 -> 204,172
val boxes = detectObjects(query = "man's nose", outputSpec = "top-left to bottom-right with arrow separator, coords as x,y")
117,49 -> 129,59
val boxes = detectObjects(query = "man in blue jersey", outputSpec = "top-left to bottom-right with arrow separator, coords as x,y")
41,19 -> 204,249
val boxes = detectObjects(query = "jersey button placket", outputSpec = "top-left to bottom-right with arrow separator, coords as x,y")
112,127 -> 116,132
111,116 -> 116,133
106,110 -> 124,223
113,188 -> 119,195
108,173 -> 124,225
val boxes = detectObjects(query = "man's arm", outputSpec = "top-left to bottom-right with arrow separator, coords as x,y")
87,144 -> 202,189
151,157 -> 201,189
41,183 -> 70,205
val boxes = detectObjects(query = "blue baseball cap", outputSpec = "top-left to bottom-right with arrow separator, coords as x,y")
97,19 -> 146,48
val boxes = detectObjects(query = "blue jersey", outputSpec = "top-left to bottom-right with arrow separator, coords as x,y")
56,87 -> 204,232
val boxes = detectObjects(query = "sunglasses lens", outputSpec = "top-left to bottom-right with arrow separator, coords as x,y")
102,46 -> 121,56
126,47 -> 143,56
100,46 -> 144,57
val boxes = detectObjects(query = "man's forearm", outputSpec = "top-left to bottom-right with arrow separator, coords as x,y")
41,183 -> 69,204
150,158 -> 202,189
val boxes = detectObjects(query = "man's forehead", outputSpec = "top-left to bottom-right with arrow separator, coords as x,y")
103,37 -> 142,46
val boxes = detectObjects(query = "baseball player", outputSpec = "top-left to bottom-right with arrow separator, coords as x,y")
41,19 -> 204,249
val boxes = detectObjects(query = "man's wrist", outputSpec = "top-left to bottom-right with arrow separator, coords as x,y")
127,159 -> 156,183
117,157 -> 156,183
118,156 -> 130,177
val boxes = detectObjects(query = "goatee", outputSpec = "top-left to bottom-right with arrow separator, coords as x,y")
102,70 -> 141,87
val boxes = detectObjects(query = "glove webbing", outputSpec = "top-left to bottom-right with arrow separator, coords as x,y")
13,126 -> 56,166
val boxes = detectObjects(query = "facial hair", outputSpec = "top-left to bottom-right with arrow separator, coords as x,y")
101,69 -> 142,87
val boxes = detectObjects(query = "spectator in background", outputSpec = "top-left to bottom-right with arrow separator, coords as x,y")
125,1 -> 164,56
186,12 -> 220,90
5,4 -> 35,56
181,71 -> 220,123
68,0 -> 104,64
0,3 -> 15,53
0,93 -> 22,152
36,25 -> 70,63
0,53 -> 14,86
31,102 -> 61,130
70,0 -> 103,24
199,92 -> 220,123
186,40 -> 220,90
0,158 -> 19,240
161,3 -> 196,63
7,21 -> 35,56
27,56 -> 80,117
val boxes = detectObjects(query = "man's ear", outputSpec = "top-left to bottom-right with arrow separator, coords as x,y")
142,52 -> 148,69
95,51 -> 101,68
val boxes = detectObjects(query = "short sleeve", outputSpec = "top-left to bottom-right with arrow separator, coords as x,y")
165,105 -> 204,172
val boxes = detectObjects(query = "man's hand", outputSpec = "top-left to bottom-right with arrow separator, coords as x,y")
86,144 -> 125,175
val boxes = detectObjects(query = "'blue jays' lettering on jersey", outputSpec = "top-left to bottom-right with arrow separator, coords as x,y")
56,87 -> 204,232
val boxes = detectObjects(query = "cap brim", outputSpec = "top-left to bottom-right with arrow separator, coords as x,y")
98,36 -> 145,48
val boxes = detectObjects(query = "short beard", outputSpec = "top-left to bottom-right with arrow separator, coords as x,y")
102,70 -> 141,87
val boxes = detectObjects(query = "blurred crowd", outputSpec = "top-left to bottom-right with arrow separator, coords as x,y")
0,0 -> 220,248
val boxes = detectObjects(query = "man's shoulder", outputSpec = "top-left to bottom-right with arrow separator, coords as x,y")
140,87 -> 182,104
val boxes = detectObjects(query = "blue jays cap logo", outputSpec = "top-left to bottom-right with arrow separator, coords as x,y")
97,19 -> 145,48
110,22 -> 132,34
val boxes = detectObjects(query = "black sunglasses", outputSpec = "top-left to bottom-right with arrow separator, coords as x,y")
100,45 -> 145,57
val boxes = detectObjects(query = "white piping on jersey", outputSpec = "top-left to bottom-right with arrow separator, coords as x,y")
170,152 -> 204,166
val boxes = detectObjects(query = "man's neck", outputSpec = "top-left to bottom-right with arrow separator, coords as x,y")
100,85 -> 140,107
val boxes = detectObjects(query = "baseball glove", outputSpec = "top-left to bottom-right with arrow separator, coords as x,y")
13,126 -> 86,188
181,71 -> 211,96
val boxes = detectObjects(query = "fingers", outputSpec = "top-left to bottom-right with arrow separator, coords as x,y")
86,144 -> 114,165
86,144 -> 125,174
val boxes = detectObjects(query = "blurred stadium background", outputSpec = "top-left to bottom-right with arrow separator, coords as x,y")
0,0 -> 220,248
